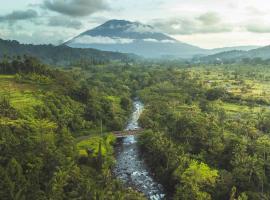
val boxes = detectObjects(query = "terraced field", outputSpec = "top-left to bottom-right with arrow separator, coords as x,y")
0,75 -> 44,116
188,65 -> 270,116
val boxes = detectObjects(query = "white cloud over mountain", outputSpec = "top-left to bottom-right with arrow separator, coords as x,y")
143,38 -> 175,43
152,12 -> 233,35
73,35 -> 134,44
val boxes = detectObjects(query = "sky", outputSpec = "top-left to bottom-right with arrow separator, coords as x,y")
0,0 -> 270,48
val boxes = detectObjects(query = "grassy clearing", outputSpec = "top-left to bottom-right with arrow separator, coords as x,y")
76,134 -> 116,157
188,66 -> 270,116
0,75 -> 43,116
219,102 -> 263,115
190,66 -> 270,100
173,67 -> 270,120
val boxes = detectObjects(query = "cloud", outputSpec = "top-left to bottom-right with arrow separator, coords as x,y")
197,12 -> 220,26
74,36 -> 175,45
0,25 -> 75,45
245,6 -> 267,16
48,16 -> 82,29
73,35 -> 134,44
126,23 -> 154,33
143,38 -> 159,42
246,23 -> 270,33
152,12 -> 233,35
143,38 -> 175,43
0,9 -> 38,22
43,0 -> 108,17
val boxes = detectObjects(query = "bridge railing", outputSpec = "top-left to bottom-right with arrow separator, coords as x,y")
112,129 -> 144,137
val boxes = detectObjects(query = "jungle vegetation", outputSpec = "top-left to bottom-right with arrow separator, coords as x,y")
1,55 -> 270,200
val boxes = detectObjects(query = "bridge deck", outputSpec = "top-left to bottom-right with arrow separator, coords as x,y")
113,129 -> 144,138
75,129 -> 144,142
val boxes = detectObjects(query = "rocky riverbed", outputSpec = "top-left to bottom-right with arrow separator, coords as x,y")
113,100 -> 165,200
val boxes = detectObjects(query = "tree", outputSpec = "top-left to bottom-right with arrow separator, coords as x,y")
231,144 -> 265,193
230,186 -> 248,200
120,96 -> 132,111
96,140 -> 103,171
206,87 -> 227,101
255,135 -> 270,196
3,158 -> 27,200
174,160 -> 219,200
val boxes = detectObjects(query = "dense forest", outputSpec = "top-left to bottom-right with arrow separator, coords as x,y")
0,39 -> 134,66
0,56 -> 145,199
137,65 -> 270,200
1,54 -> 270,200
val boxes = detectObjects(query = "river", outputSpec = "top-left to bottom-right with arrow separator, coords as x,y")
113,100 -> 165,200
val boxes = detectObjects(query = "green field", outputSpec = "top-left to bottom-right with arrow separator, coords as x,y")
0,75 -> 43,116
187,65 -> 270,116
76,134 -> 116,157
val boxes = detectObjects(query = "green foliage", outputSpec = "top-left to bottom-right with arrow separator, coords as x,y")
0,55 -> 52,76
174,161 -> 218,200
0,57 -> 145,199
206,87 -> 227,101
2,55 -> 270,199
0,96 -> 18,119
136,64 -> 270,199
0,39 -> 132,66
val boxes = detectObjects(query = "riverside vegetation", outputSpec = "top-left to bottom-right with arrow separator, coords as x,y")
1,56 -> 270,200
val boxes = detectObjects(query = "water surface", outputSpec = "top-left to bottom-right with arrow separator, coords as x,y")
113,100 -> 165,200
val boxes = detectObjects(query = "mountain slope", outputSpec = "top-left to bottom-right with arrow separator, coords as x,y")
198,45 -> 270,63
248,45 -> 270,59
81,20 -> 176,41
66,19 -> 261,59
0,38 -> 133,66
65,19 -> 208,58
209,45 -> 260,53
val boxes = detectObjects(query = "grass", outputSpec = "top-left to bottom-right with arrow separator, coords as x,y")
189,66 -> 270,109
220,102 -> 262,113
210,98 -> 265,120
0,75 -> 43,116
190,66 -> 270,100
76,134 -> 116,158
171,66 -> 270,118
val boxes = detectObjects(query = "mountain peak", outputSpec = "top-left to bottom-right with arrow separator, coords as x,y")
101,19 -> 140,26
65,19 -> 206,58
79,19 -> 175,41
100,19 -> 155,32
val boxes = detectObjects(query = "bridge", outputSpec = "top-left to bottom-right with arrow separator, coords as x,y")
75,129 -> 144,142
112,129 -> 144,138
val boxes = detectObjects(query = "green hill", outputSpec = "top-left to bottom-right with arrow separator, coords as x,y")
0,38 -> 134,66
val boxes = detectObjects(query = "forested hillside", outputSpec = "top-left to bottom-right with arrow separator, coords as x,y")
0,56 -> 145,199
0,39 -> 134,66
198,45 -> 270,64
